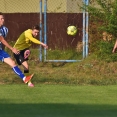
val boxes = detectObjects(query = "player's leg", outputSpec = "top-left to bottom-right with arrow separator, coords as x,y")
22,61 -> 34,87
0,50 -> 33,83
13,50 -> 34,87
3,57 -> 33,83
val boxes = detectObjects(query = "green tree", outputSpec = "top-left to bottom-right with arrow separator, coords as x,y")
84,0 -> 117,38
82,0 -> 117,62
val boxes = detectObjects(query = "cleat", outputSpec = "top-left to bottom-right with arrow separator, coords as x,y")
28,83 -> 34,87
24,74 -> 34,83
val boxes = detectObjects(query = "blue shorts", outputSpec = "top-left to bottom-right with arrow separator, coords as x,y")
0,50 -> 10,62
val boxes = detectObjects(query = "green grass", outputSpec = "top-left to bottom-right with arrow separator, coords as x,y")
1,48 -> 117,117
1,48 -> 117,85
0,84 -> 117,117
46,49 -> 82,60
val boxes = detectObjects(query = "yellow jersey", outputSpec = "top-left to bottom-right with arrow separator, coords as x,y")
14,29 -> 41,50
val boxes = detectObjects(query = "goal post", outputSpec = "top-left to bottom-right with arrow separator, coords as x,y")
39,0 -> 89,62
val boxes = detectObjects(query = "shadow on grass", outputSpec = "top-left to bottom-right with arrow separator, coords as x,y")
0,102 -> 117,117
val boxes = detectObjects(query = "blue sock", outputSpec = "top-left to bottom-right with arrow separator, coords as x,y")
12,66 -> 25,79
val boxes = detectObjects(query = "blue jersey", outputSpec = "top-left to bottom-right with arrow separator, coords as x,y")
0,26 -> 8,38
0,26 -> 8,50
0,26 -> 10,61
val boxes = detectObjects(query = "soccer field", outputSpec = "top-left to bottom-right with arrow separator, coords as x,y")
0,84 -> 117,117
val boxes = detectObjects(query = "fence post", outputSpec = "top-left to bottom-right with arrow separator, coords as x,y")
44,0 -> 47,61
39,0 -> 42,62
83,0 -> 86,59
83,0 -> 89,58
85,0 -> 89,57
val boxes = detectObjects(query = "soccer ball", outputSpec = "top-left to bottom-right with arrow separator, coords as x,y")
67,25 -> 77,36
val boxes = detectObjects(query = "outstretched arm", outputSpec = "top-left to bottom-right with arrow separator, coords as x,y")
26,32 -> 48,49
40,42 -> 48,49
27,34 -> 48,49
0,36 -> 19,54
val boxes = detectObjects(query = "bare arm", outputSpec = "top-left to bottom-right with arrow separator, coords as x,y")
0,36 -> 19,54
40,42 -> 48,49
112,40 -> 117,53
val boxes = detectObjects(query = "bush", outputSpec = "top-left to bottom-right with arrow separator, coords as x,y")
91,40 -> 117,62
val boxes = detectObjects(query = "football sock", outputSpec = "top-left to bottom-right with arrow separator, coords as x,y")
24,69 -> 29,73
12,66 -> 25,80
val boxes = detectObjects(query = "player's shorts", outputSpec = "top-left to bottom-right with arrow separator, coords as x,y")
0,50 -> 10,62
13,48 -> 30,65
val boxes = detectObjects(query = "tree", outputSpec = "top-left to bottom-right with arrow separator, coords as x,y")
84,0 -> 117,38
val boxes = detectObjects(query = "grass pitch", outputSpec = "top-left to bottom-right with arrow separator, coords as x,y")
0,84 -> 117,117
